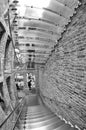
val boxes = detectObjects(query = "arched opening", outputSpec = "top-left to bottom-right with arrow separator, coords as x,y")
6,76 -> 12,100
15,73 -> 25,99
27,73 -> 36,93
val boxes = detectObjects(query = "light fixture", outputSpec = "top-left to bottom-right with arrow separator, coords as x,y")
15,48 -> 19,53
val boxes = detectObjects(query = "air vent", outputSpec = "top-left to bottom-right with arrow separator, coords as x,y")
28,27 -> 36,30
27,50 -> 35,53
18,27 -> 26,30
29,54 -> 32,57
32,44 -> 35,47
13,0 -> 19,3
11,8 -> 17,11
13,13 -> 18,16
13,20 -> 17,23
26,44 -> 30,46
18,36 -> 24,39
14,31 -> 17,33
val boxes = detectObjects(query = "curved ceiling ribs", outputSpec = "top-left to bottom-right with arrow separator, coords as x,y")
11,0 -> 80,66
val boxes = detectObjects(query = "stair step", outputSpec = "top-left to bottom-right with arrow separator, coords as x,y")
54,124 -> 78,130
25,109 -> 51,116
25,112 -> 53,117
20,120 -> 65,130
20,114 -> 56,123
20,116 -> 63,129
26,106 -> 50,113
17,95 -> 78,130
20,112 -> 54,120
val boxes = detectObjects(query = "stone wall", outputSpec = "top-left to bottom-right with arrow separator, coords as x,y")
0,3 -> 17,129
40,1 -> 86,129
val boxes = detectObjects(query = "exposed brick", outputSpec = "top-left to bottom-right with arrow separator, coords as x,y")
40,1 -> 86,129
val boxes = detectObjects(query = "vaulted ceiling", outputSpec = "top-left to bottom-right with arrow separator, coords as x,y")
10,0 -> 80,66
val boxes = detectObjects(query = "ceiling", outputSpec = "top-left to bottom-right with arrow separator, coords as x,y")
10,0 -> 80,66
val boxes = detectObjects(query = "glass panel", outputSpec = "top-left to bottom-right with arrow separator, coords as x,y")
45,0 -> 73,18
56,0 -> 80,9
17,0 -> 51,16
19,30 -> 58,41
18,19 -> 63,34
24,8 -> 68,26
18,37 -> 57,44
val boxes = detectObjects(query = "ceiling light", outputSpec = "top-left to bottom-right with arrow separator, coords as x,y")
15,48 -> 19,53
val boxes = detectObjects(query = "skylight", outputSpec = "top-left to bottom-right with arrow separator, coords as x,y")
17,0 -> 51,17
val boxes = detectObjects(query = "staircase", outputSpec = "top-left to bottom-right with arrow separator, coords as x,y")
17,94 -> 78,130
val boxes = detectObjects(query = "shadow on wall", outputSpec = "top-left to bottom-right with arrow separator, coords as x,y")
0,82 -> 6,112
6,76 -> 12,100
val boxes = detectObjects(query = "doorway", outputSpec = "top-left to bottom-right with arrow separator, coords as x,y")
27,73 -> 36,93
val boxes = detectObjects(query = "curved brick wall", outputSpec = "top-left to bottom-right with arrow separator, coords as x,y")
40,1 -> 86,129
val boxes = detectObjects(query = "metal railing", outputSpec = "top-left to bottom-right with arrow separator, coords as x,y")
0,97 -> 25,130
12,101 -> 24,130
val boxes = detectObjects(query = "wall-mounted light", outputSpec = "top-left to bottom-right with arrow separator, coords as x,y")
15,48 -> 19,53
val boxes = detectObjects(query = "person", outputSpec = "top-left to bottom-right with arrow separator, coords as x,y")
28,79 -> 32,90
16,83 -> 20,90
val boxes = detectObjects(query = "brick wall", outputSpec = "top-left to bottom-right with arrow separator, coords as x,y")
0,14 -> 17,130
40,1 -> 86,129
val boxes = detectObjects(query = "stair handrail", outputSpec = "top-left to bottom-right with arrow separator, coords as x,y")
12,101 -> 24,130
0,97 -> 24,128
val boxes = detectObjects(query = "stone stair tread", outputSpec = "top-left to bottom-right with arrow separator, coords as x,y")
17,95 -> 77,130
20,116 -> 59,128
20,112 -> 54,119
20,120 -> 65,130
20,114 -> 56,123
25,110 -> 52,115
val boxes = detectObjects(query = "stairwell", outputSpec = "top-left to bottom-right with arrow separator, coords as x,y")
16,94 -> 78,130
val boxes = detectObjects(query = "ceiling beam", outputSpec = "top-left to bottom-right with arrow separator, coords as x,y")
19,47 -> 52,51
25,6 -> 68,20
17,28 -> 59,36
55,0 -> 80,10
18,38 -> 57,45
17,16 -> 65,27
15,19 -> 65,34
20,50 -> 51,54
18,42 -> 54,48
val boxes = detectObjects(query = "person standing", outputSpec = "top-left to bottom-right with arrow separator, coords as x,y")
28,79 -> 32,90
